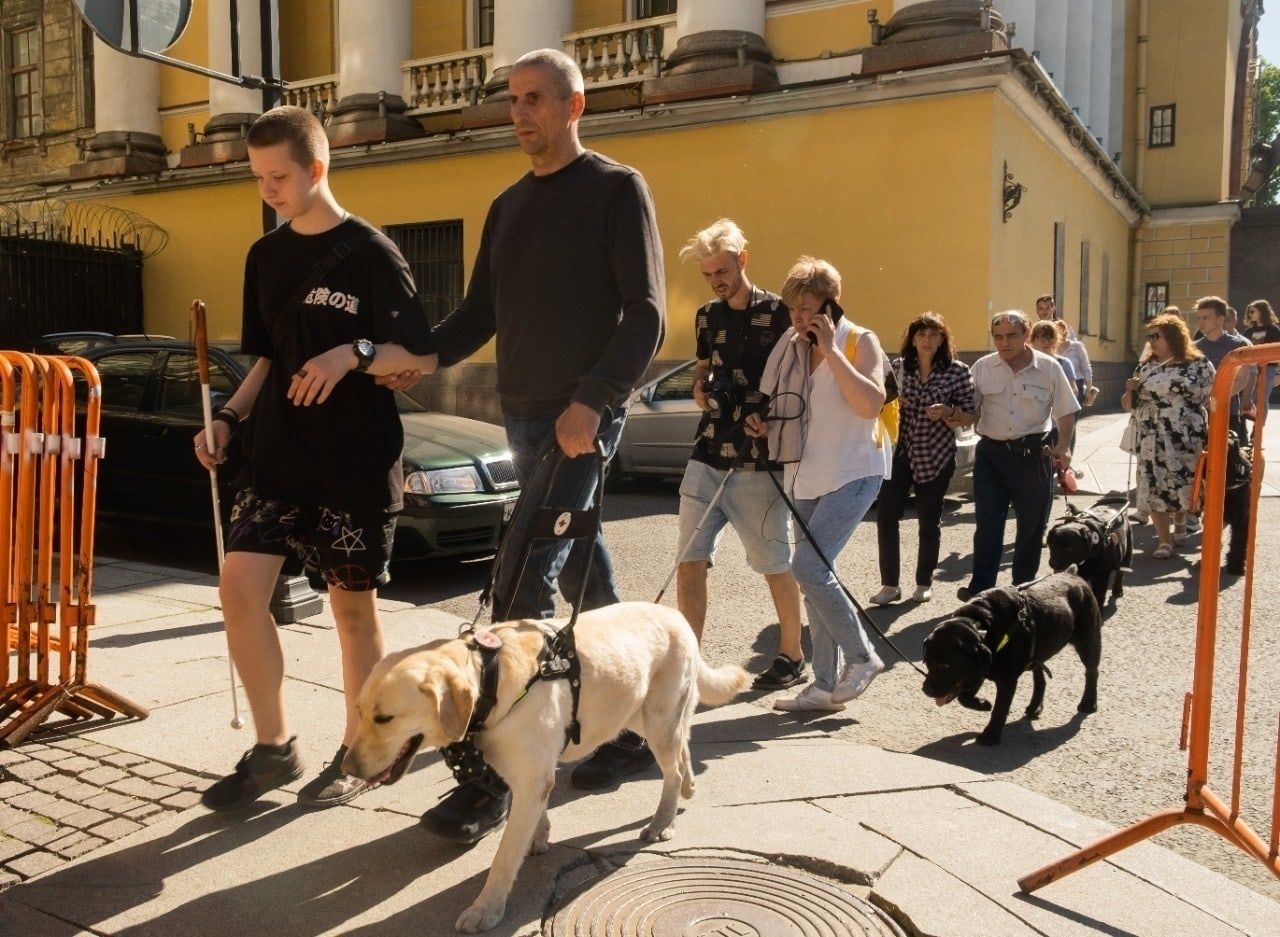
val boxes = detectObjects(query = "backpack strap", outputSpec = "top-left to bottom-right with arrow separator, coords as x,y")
843,324 -> 890,449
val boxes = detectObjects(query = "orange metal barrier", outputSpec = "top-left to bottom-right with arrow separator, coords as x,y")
1020,343 -> 1280,892
0,352 -> 146,746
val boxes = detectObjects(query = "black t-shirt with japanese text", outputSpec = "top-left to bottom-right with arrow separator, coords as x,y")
240,216 -> 434,513
690,288 -> 790,471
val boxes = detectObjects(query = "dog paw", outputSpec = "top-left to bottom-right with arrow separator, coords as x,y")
976,731 -> 1001,746
1024,705 -> 1043,721
456,899 -> 506,933
1078,700 -> 1098,714
529,836 -> 550,856
641,824 -> 675,842
959,694 -> 992,712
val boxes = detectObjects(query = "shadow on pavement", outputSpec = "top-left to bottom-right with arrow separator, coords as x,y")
910,711 -> 1089,773
1014,891 -> 1143,937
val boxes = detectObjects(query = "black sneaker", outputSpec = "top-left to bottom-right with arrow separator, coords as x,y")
297,745 -> 371,809
420,780 -> 511,845
201,739 -> 304,812
956,586 -> 975,601
569,731 -> 655,790
751,654 -> 806,690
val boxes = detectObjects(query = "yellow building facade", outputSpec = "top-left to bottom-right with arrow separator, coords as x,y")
0,0 -> 1262,413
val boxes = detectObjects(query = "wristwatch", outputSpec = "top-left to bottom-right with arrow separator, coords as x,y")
352,338 -> 376,372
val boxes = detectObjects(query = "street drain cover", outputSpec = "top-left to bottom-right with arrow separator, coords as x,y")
548,856 -> 905,937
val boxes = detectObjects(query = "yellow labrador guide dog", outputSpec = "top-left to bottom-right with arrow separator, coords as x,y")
343,601 -> 750,932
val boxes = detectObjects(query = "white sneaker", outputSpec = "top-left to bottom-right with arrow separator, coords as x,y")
831,654 -> 885,703
870,586 -> 901,606
773,683 -> 846,713
911,585 -> 932,603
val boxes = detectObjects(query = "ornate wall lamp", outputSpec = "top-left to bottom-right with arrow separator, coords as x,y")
1003,160 -> 1027,223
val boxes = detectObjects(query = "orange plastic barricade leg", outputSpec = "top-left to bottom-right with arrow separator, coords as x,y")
0,352 -> 146,746
1020,342 -> 1280,893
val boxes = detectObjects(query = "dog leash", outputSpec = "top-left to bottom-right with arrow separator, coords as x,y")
752,451 -> 928,680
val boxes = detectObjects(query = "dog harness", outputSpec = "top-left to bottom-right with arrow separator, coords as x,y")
1046,499 -> 1127,554
439,630 -> 508,799
439,442 -> 606,792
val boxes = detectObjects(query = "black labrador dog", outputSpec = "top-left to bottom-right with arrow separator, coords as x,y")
1045,499 -> 1132,608
921,570 -> 1101,745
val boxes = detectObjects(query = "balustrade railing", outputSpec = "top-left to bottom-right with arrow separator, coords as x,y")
404,52 -> 490,114
565,15 -> 673,89
281,75 -> 339,123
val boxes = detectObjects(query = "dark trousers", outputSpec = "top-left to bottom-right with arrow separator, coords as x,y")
491,409 -> 626,621
968,436 -> 1053,592
876,452 -> 955,587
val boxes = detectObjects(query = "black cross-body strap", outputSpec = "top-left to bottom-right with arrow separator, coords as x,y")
269,223 -> 381,356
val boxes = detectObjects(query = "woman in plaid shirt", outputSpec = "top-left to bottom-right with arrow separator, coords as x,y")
871,313 -> 975,604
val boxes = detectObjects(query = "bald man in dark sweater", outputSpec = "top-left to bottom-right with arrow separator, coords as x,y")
393,49 -> 665,845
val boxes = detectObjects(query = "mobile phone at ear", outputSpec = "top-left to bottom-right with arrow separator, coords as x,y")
807,299 -> 844,344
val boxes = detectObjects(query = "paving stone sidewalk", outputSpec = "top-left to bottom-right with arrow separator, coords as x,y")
0,735 -> 210,888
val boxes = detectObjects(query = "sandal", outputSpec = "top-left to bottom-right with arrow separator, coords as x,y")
752,654 -> 806,690
1152,543 -> 1175,560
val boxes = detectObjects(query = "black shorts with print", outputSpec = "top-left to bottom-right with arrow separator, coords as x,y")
226,488 -> 396,592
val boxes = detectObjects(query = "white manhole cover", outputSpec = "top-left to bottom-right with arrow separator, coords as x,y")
547,856 -> 905,936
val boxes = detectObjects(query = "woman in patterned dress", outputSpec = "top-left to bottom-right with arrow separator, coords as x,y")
1122,311 -> 1215,559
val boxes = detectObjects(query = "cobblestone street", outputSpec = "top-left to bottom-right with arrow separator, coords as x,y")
0,736 -> 209,887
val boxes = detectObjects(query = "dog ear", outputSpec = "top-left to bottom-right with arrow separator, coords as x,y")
423,665 -> 476,744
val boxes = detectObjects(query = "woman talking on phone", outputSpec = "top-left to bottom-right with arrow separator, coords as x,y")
871,313 -> 975,606
746,257 -> 892,713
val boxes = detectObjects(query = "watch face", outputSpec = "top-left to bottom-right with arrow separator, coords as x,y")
356,339 -> 375,357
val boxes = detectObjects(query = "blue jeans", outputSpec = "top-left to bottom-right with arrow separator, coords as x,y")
492,408 -> 626,621
967,437 -> 1053,593
791,474 -> 882,691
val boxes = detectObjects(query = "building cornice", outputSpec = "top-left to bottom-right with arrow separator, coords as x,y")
32,54 -> 1143,223
1146,203 -> 1241,226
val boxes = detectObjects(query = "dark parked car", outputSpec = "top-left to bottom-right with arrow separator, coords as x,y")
613,359 -> 977,491
61,338 -> 519,559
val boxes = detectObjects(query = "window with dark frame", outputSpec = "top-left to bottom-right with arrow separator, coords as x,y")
1052,222 -> 1065,316
384,221 -> 465,329
1144,283 -> 1169,321
8,25 -> 41,139
1099,251 -> 1111,340
477,0 -> 495,46
1078,242 -> 1091,335
636,0 -> 678,17
1149,104 -> 1175,148
81,22 -> 95,128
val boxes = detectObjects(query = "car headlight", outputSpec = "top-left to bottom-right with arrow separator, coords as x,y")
405,467 -> 484,495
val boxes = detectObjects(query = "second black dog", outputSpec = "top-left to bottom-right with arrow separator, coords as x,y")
921,570 -> 1101,745
1045,499 -> 1132,607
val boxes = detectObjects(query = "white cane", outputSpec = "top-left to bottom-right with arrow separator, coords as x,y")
192,300 -> 244,730
653,465 -> 736,605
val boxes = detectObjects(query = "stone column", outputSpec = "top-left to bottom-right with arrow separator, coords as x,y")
71,36 -> 166,179
1034,0 -> 1067,91
862,0 -> 1008,76
643,0 -> 777,104
488,0 -> 573,92
327,0 -> 423,147
1089,0 -> 1115,151
997,0 -> 1037,51
1065,0 -> 1093,128
180,0 -> 263,167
